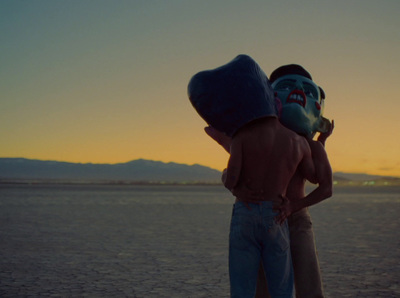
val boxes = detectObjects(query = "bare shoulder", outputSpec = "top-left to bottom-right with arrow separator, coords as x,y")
290,131 -> 310,149
308,139 -> 328,158
276,121 -> 298,139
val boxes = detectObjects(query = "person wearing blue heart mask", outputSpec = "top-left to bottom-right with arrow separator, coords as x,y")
203,63 -> 333,298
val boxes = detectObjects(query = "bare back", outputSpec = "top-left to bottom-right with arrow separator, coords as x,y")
224,117 -> 314,200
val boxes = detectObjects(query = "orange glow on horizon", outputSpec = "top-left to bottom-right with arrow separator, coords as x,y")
1,1 -> 399,178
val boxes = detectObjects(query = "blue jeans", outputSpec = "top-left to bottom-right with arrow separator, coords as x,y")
229,201 -> 294,298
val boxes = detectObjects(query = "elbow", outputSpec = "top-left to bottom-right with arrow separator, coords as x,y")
326,187 -> 333,198
323,183 -> 333,198
316,179 -> 332,199
224,179 -> 237,192
222,172 -> 235,191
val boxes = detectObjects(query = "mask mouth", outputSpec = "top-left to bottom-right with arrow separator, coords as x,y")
286,90 -> 306,107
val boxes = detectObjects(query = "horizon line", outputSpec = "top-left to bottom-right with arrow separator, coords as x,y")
1,157 -> 399,179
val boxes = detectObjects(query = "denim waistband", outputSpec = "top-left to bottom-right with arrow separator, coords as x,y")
235,197 -> 275,204
234,200 -> 276,212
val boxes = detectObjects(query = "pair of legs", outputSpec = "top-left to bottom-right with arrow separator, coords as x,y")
229,201 -> 294,298
256,208 -> 324,298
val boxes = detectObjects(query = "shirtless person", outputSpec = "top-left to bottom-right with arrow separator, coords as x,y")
206,119 -> 331,298
266,65 -> 333,298
188,56 -> 325,297
222,116 -> 317,298
206,64 -> 333,298
255,124 -> 333,298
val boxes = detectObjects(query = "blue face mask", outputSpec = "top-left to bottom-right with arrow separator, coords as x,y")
272,74 -> 330,138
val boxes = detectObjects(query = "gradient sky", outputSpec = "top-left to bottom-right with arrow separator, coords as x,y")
1,0 -> 399,177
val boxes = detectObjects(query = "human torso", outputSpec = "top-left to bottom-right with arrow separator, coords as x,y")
234,117 -> 308,200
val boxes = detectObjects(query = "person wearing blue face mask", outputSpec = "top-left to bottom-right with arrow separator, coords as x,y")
269,65 -> 333,224
255,65 -> 334,298
270,64 -> 331,140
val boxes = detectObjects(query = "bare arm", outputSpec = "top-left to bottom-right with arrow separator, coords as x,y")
204,126 -> 232,153
298,138 -> 317,184
223,137 -> 242,191
203,125 -> 239,190
205,126 -> 249,195
294,141 -> 332,209
275,141 -> 332,224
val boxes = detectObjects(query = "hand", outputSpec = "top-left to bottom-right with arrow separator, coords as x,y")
317,119 -> 334,146
273,195 -> 293,225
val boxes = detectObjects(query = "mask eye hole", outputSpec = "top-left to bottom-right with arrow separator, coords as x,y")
275,80 -> 295,92
315,102 -> 321,110
303,83 -> 318,99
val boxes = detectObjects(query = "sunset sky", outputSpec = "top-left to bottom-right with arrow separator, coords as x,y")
1,0 -> 399,177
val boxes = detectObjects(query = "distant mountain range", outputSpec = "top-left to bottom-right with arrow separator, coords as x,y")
332,172 -> 396,181
0,158 -> 399,185
0,158 -> 221,184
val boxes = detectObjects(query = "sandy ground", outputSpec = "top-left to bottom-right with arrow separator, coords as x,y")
0,185 -> 399,297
